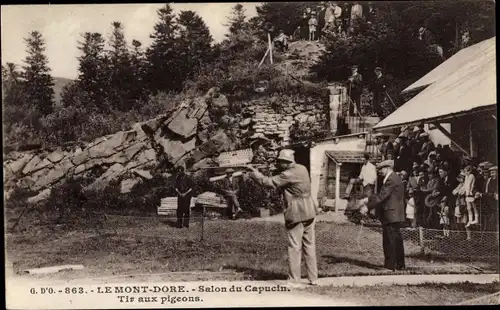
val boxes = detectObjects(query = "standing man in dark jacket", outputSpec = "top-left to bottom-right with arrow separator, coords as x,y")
174,161 -> 194,228
317,4 -> 326,40
370,67 -> 386,117
348,65 -> 363,115
360,160 -> 406,271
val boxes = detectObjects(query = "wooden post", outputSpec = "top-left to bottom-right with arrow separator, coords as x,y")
335,163 -> 341,214
469,122 -> 477,158
432,122 -> 471,158
268,32 -> 273,64
258,47 -> 270,68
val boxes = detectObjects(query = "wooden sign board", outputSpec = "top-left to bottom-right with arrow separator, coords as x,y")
217,149 -> 253,167
157,197 -> 196,216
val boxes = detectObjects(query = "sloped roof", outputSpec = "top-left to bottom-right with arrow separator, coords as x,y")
402,37 -> 496,93
326,150 -> 382,163
374,39 -> 497,130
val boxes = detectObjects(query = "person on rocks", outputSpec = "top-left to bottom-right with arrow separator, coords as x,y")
341,2 -> 351,37
301,12 -> 310,40
348,65 -> 363,115
370,67 -> 386,117
174,161 -> 194,228
333,2 -> 343,35
350,1 -> 363,34
360,160 -> 406,271
317,4 -> 326,40
246,149 -> 319,286
274,30 -> 289,52
308,12 -> 318,41
323,2 -> 335,35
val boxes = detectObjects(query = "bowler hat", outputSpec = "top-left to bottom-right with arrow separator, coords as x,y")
489,166 -> 498,171
277,149 -> 295,163
376,160 -> 394,169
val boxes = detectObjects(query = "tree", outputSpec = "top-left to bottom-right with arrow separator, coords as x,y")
176,10 -> 213,85
22,31 -> 55,115
107,21 -> 135,111
255,2 -> 310,37
76,32 -> 108,110
226,3 -> 247,36
130,39 -> 148,101
146,4 -> 180,94
2,63 -> 25,108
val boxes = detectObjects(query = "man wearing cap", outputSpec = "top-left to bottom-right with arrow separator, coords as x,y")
360,160 -> 406,271
370,67 -> 386,117
219,168 -> 243,220
344,152 -> 377,199
174,161 -> 194,228
479,164 -> 497,230
348,65 -> 363,116
418,132 -> 435,160
246,149 -> 319,286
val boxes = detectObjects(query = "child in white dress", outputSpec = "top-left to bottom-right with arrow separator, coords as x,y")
406,188 -> 416,228
438,196 -> 450,237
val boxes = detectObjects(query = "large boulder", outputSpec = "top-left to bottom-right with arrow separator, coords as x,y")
7,153 -> 35,174
22,155 -> 43,175
158,138 -> 195,164
167,109 -> 198,139
120,178 -> 143,194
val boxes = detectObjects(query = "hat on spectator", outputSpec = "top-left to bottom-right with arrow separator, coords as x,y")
374,66 -> 382,71
425,194 -> 440,208
373,132 -> 389,138
376,160 -> 394,169
351,64 -> 359,69
429,151 -> 437,157
225,168 -> 235,174
489,166 -> 498,171
483,162 -> 494,170
277,149 -> 295,163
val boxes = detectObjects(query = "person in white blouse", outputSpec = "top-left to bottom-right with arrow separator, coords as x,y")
344,153 -> 377,199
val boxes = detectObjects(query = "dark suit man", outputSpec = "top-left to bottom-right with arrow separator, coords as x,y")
348,65 -> 363,115
370,67 -> 386,117
360,160 -> 406,271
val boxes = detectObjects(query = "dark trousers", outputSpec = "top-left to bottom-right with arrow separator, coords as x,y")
349,91 -> 361,115
176,197 -> 191,228
373,92 -> 384,117
382,222 -> 405,270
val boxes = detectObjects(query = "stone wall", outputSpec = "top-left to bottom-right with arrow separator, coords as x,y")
4,89 -> 330,202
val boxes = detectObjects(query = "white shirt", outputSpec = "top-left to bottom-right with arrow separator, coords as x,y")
333,6 -> 342,18
383,171 -> 393,185
359,161 -> 377,186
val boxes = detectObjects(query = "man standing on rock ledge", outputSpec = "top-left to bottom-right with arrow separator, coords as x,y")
246,149 -> 319,287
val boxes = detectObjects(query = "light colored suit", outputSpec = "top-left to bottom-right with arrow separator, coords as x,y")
251,163 -> 318,283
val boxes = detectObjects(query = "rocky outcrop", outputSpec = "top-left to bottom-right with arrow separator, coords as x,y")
4,88 -> 329,201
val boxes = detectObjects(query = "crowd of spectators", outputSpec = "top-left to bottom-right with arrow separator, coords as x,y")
373,126 -> 498,236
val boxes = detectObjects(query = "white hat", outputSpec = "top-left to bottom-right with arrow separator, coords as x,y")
277,149 -> 295,163
376,160 -> 394,169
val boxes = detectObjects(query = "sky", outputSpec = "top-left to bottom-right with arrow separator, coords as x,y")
1,3 -> 260,79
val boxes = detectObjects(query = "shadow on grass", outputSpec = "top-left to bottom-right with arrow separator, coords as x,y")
323,255 -> 385,270
224,265 -> 287,281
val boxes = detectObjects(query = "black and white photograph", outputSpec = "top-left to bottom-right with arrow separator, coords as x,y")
3,1 -> 499,308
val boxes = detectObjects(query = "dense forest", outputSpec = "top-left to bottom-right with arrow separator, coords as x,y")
2,1 -> 495,149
